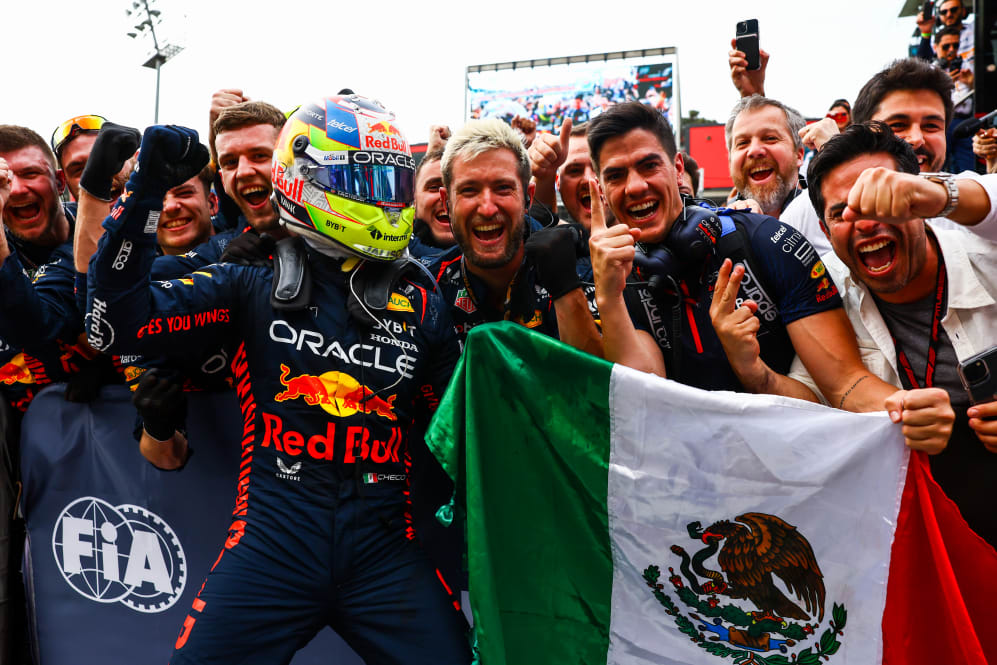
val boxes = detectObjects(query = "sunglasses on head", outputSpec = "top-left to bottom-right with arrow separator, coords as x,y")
50,115 -> 106,156
826,111 -> 849,123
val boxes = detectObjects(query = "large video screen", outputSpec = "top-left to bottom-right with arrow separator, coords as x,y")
467,49 -> 679,137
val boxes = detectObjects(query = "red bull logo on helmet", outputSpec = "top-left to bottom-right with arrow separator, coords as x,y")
272,162 -> 304,204
274,364 -> 397,420
366,120 -> 401,137
364,120 -> 408,153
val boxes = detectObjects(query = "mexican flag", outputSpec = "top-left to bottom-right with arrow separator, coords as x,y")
426,323 -> 997,665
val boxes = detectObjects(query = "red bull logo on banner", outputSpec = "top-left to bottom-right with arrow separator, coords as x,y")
0,353 -> 34,385
274,364 -> 397,420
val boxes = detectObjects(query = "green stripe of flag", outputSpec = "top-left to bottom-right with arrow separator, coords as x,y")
427,322 -> 615,664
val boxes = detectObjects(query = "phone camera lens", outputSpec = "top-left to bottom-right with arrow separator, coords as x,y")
965,361 -> 989,384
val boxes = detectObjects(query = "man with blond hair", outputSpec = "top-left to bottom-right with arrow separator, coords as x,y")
428,118 -> 600,354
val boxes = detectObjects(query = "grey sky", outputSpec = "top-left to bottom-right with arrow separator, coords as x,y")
3,0 -> 915,148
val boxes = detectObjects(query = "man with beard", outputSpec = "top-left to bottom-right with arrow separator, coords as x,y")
796,122 -> 997,544
0,127 -> 71,261
781,58 -> 985,256
587,102 -> 954,454
428,118 -> 600,355
725,95 -> 806,219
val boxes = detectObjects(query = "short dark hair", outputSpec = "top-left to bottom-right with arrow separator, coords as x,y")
935,25 -> 962,43
415,147 -> 444,183
587,102 -> 676,172
570,121 -> 588,138
0,125 -> 57,170
212,101 -> 286,155
807,122 -> 920,222
681,152 -> 700,193
828,99 -> 851,113
852,58 -> 954,126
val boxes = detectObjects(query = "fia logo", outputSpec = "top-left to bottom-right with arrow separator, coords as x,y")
51,497 -> 186,613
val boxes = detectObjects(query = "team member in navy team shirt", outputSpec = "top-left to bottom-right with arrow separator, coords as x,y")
87,95 -> 470,664
587,102 -> 954,452
74,101 -> 286,280
0,125 -> 93,664
50,114 -> 107,202
427,118 -> 601,355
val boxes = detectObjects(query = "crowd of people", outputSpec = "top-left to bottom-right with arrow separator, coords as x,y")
471,75 -> 673,133
0,3 -> 995,660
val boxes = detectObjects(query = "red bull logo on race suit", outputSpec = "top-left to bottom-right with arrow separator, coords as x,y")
274,364 -> 397,420
0,354 -> 35,385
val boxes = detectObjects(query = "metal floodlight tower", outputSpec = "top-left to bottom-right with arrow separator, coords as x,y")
125,0 -> 184,123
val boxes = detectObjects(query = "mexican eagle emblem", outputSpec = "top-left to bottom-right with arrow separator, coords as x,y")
645,513 -> 847,662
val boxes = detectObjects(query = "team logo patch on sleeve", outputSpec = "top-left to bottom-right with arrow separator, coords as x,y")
516,310 -> 544,329
386,293 -> 414,312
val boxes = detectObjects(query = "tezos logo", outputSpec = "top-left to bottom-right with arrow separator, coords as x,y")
52,497 -> 186,613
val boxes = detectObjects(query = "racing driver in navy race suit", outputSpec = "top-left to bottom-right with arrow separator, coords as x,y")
86,95 -> 471,664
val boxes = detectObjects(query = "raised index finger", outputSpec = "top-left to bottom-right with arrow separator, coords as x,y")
588,177 -> 607,232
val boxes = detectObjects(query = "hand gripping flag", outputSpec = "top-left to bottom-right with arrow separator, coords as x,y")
426,323 -> 997,665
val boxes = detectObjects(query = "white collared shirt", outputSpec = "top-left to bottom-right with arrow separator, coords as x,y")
789,214 -> 997,402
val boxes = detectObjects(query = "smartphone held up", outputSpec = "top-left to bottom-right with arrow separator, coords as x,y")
735,19 -> 760,70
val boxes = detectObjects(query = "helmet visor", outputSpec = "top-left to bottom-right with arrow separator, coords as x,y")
301,159 -> 414,208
